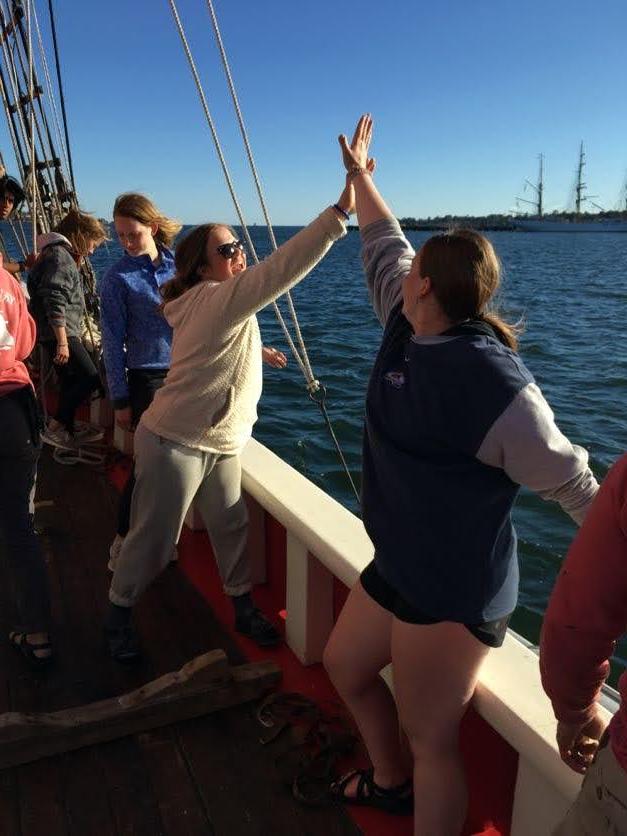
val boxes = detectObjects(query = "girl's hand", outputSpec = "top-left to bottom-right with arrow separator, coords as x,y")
556,711 -> 607,774
54,342 -> 70,365
262,346 -> 288,369
336,158 -> 376,215
115,407 -> 133,431
339,114 -> 373,171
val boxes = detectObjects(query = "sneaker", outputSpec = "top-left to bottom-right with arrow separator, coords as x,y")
41,425 -> 77,449
235,608 -> 281,647
105,623 -> 141,663
108,534 -> 125,572
73,421 -> 104,444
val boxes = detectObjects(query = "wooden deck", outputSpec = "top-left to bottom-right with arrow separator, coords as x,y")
0,446 -> 361,836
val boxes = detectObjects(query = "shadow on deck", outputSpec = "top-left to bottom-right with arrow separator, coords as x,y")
0,447 -> 361,836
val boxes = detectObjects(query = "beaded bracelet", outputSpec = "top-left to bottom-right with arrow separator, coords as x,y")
332,203 -> 350,221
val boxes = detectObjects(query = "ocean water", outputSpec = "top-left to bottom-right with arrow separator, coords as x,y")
11,223 -> 627,667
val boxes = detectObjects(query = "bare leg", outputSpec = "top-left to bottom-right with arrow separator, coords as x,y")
391,619 -> 490,836
323,581 -> 410,789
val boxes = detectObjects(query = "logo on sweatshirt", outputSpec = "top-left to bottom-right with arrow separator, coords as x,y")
0,313 -> 15,351
384,370 -> 405,389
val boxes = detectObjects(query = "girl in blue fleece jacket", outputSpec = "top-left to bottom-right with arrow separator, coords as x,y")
99,193 -> 181,561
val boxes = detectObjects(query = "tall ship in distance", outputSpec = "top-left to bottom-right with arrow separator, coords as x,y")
515,143 -> 627,232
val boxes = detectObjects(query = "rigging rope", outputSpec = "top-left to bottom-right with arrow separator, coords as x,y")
9,2 -> 64,221
25,0 -> 36,251
0,2 -> 44,224
46,0 -> 75,193
167,0 -> 360,504
32,0 -> 72,192
205,0 -> 317,387
166,0 -> 309,384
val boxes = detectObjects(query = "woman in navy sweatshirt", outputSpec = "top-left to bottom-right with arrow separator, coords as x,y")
323,116 -> 599,835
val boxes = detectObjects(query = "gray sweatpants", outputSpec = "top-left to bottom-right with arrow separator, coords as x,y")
109,424 -> 251,607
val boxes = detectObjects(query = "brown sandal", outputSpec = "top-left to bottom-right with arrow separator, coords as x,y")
330,767 -> 413,815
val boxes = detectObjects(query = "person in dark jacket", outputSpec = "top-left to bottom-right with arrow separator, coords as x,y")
323,116 -> 599,835
28,209 -> 107,449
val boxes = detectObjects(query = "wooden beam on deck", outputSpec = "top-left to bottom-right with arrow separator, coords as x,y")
0,650 -> 281,769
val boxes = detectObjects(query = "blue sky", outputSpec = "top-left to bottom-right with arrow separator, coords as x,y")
5,0 -> 626,224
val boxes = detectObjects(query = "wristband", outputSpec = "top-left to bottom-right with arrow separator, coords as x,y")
333,203 -> 350,221
346,165 -> 370,181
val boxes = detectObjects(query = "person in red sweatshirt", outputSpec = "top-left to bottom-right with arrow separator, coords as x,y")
540,453 -> 627,834
0,265 -> 52,665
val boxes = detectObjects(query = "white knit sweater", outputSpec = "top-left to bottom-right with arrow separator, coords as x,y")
141,207 -> 346,453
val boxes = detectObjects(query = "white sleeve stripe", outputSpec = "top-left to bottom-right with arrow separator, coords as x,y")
476,382 -> 599,524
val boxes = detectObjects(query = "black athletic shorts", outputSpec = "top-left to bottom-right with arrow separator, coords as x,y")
360,560 -> 510,649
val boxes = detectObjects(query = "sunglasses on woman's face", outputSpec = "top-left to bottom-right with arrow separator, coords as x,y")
216,239 -> 245,260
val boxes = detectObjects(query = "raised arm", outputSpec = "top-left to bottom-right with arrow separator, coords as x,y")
339,114 -> 414,324
339,114 -> 393,227
204,198 -> 350,328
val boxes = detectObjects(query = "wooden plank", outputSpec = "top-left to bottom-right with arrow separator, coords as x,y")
0,769 -> 20,836
16,757 -> 68,836
95,736 -> 165,836
55,748 -> 115,836
137,728 -> 214,836
177,705 -> 361,836
0,655 -> 280,769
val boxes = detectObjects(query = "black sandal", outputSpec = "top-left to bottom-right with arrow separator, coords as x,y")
330,767 -> 413,815
9,631 -> 53,668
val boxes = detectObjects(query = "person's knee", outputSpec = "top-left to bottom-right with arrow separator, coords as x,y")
205,498 -> 247,537
323,640 -> 373,697
402,720 -> 459,760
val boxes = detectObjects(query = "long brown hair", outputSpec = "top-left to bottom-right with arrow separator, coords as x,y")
420,228 -> 521,350
160,223 -> 233,307
113,193 -> 182,249
54,209 -> 107,257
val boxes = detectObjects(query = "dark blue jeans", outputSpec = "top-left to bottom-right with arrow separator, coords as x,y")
117,368 -> 168,536
0,386 -> 50,633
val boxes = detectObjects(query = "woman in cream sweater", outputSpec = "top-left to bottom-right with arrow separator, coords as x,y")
105,173 -> 363,661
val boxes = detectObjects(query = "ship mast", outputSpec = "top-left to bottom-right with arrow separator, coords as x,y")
517,153 -> 544,216
575,141 -> 585,214
536,153 -> 544,216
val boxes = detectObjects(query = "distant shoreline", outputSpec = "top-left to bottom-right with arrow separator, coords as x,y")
350,210 -> 627,234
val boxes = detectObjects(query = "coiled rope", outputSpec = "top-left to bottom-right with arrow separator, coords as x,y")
167,0 -> 360,504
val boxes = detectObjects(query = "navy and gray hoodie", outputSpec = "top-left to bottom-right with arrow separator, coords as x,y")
361,218 -> 598,623
98,248 -> 175,409
27,233 -> 85,342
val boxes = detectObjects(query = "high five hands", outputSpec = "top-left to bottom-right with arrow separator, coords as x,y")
336,115 -> 376,216
339,114 -> 374,173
